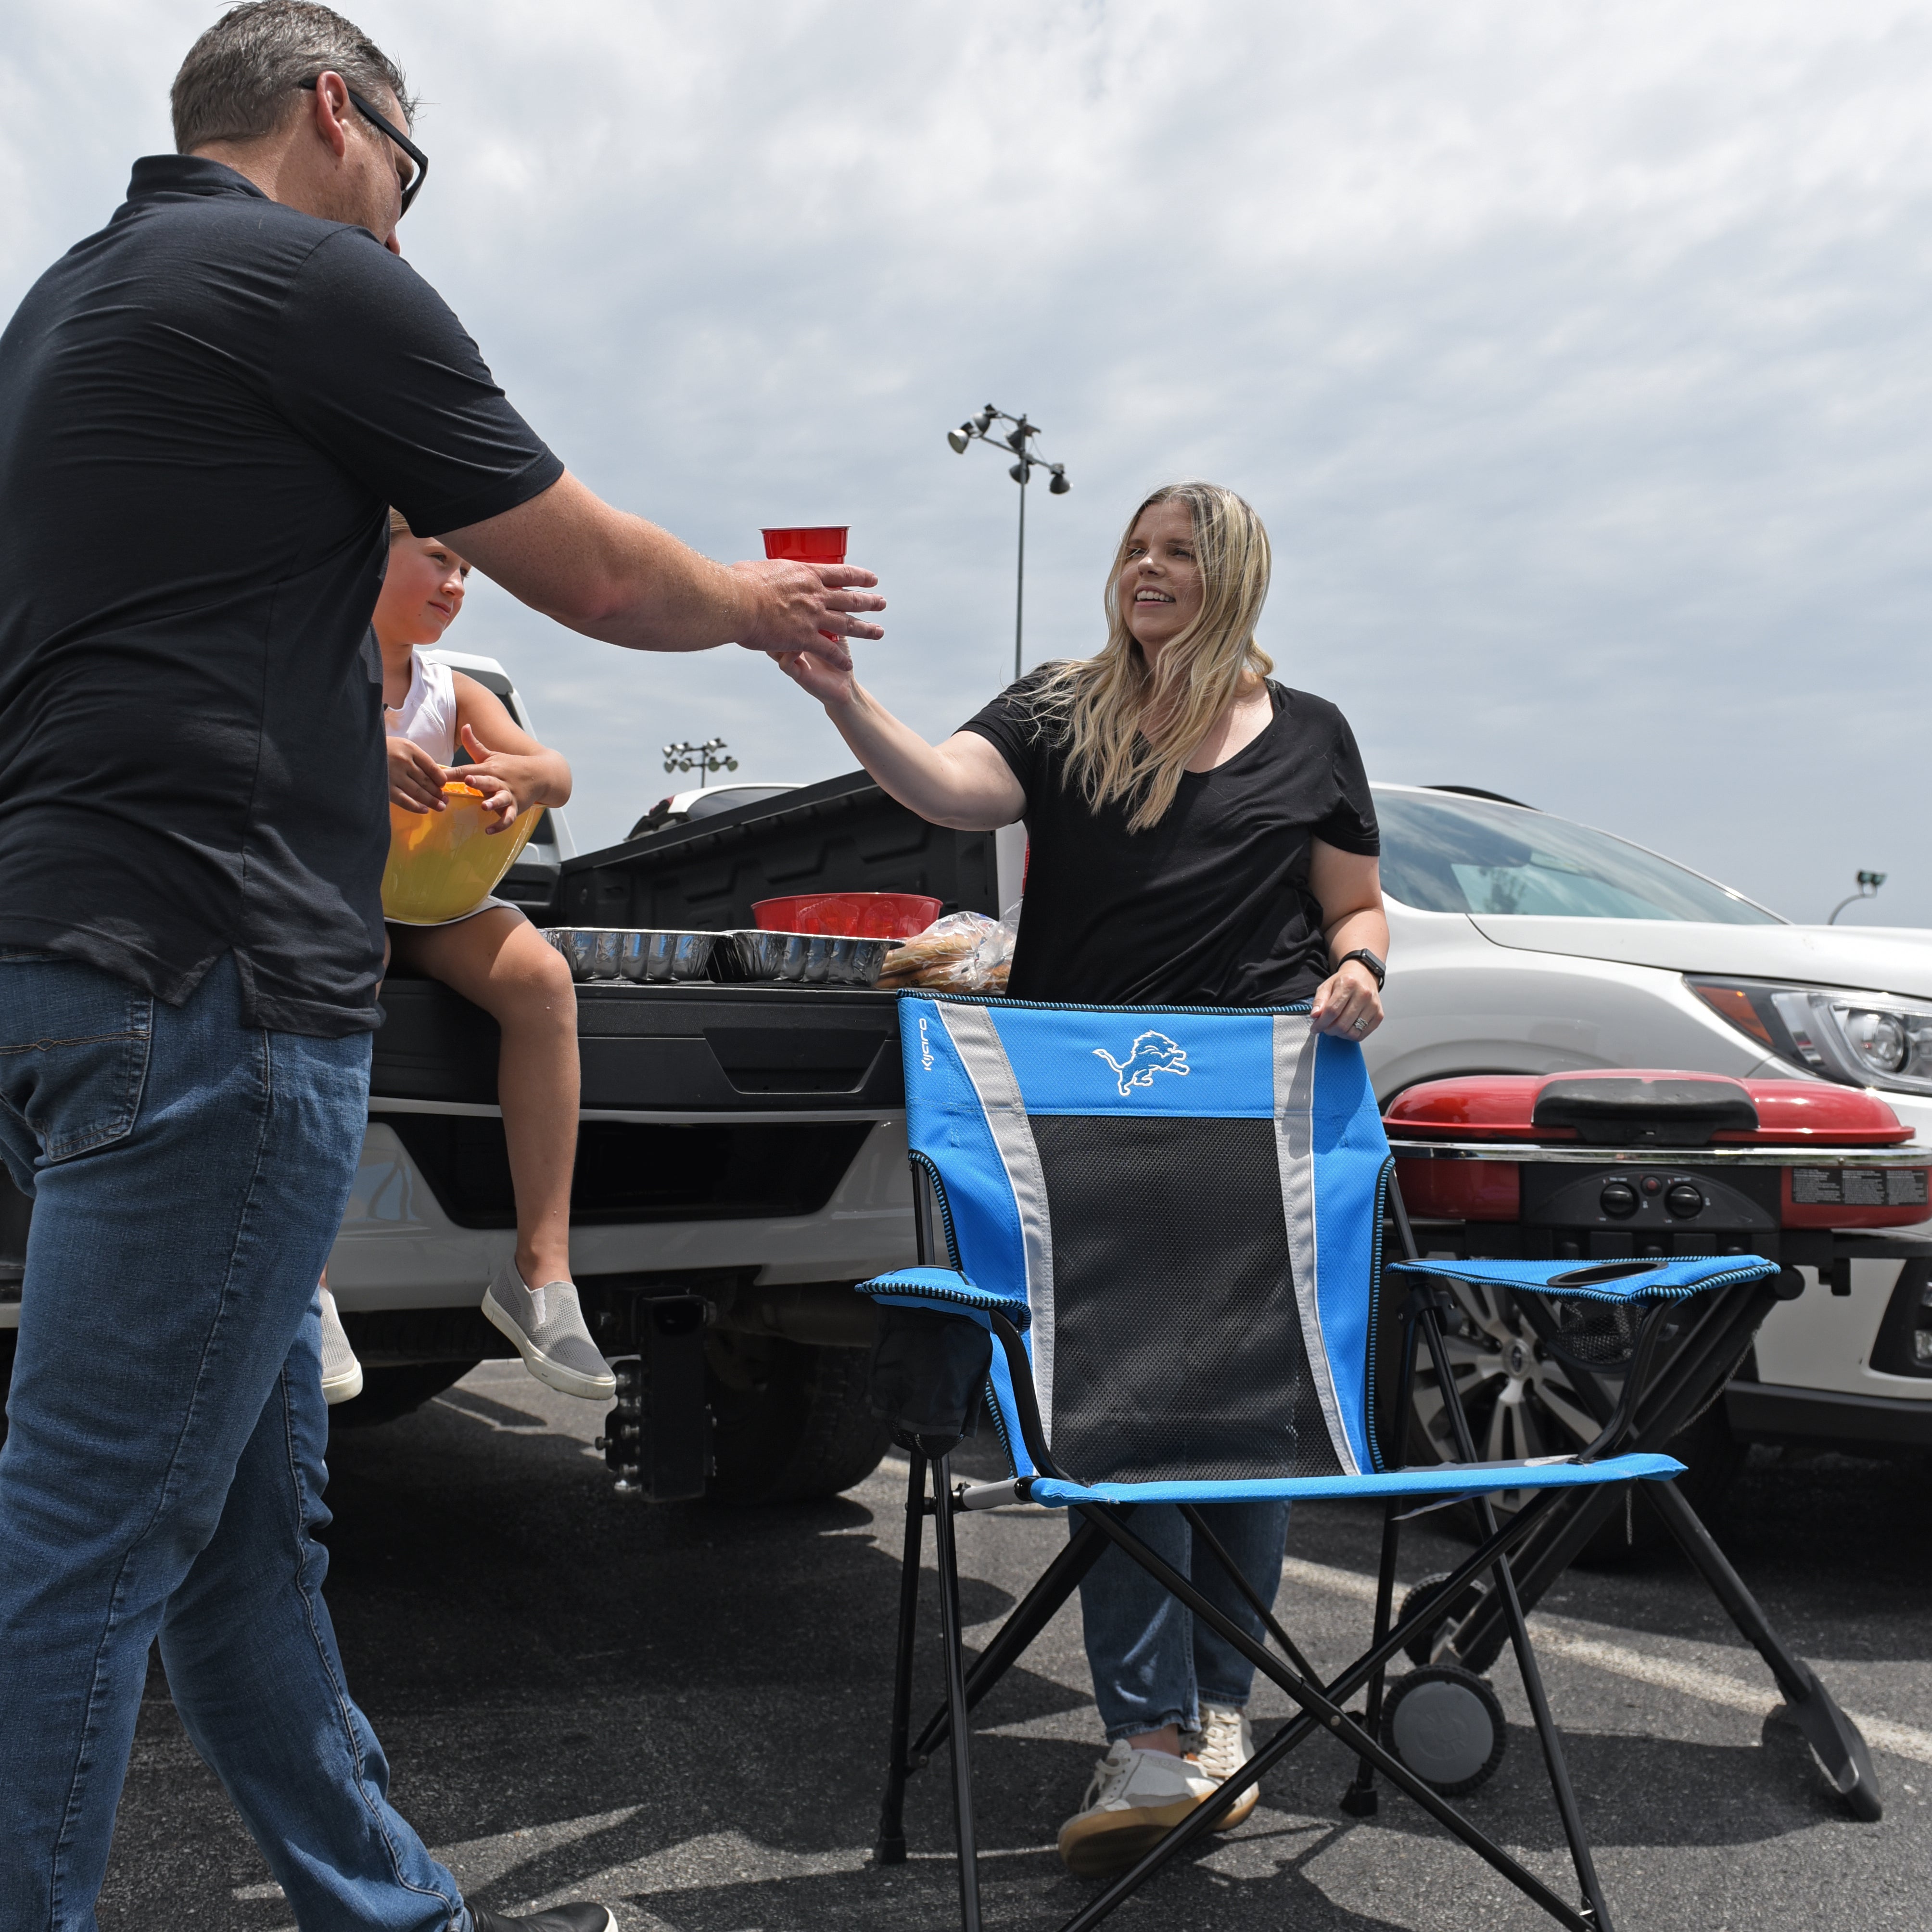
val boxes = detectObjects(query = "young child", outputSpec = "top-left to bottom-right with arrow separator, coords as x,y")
318,511 -> 613,1406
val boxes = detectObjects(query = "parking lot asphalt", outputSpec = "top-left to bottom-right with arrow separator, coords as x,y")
102,1361 -> 1931,1932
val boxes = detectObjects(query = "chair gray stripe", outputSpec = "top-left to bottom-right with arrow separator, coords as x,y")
1272,1014 -> 1360,1475
936,1003 -> 1059,1442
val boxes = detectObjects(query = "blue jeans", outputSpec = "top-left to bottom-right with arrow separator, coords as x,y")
0,952 -> 468,1932
1076,1501 -> 1290,1741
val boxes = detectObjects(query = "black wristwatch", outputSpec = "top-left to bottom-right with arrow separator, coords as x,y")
1335,948 -> 1386,990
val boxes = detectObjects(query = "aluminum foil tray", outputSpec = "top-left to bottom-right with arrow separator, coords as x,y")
543,927 -> 718,984
713,929 -> 893,987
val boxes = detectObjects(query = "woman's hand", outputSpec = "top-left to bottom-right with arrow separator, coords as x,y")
775,643 -> 855,707
450,723 -> 550,833
1310,959 -> 1383,1038
388,736 -> 448,813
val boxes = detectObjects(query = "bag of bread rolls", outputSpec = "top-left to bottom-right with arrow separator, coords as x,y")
878,910 -> 1016,993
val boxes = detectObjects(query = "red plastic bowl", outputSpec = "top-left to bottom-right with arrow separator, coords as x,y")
753,892 -> 941,940
762,527 -> 849,563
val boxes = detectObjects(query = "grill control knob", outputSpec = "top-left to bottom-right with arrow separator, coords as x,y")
1600,1181 -> 1639,1219
1665,1182 -> 1705,1219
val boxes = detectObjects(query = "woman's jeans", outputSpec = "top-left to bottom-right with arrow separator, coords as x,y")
1077,1500 -> 1291,1742
0,952 -> 468,1932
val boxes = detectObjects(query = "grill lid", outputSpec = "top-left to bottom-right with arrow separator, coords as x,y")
1531,1073 -> 1756,1146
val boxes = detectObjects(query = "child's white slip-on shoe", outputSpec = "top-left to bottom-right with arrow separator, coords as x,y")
482,1258 -> 616,1401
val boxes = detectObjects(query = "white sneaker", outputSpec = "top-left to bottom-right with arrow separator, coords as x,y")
1056,1740 -> 1220,1878
1186,1702 -> 1259,1829
317,1286 -> 363,1406
482,1258 -> 616,1401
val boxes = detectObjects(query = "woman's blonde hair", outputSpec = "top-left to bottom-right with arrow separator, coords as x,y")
1031,481 -> 1273,832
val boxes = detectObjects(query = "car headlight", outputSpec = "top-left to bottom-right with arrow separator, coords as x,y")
1688,977 -> 1932,1095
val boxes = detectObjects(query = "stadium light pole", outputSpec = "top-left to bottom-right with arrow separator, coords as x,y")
945,405 -> 1070,684
663,737 -> 737,790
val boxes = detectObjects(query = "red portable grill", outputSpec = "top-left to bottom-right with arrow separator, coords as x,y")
1385,1068 -> 1930,1283
1375,1068 -> 1926,1820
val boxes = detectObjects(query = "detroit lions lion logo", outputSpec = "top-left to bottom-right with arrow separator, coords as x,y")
1093,1031 -> 1190,1097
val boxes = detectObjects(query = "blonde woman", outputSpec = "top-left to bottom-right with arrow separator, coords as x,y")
777,482 -> 1387,1876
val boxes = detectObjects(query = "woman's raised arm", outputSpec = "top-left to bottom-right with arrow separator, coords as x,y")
776,647 -> 1025,832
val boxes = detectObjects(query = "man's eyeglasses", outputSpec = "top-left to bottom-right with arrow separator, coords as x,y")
299,77 -> 427,217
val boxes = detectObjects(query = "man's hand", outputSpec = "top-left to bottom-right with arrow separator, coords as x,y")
388,735 -> 447,813
727,560 -> 884,670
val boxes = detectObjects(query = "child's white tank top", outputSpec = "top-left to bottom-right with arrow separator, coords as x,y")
385,652 -> 458,764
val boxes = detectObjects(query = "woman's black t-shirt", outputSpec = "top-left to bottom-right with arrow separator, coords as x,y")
959,673 -> 1379,1007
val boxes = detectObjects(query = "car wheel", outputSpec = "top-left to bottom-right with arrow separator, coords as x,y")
704,1329 -> 893,1506
1407,1271 -> 1741,1561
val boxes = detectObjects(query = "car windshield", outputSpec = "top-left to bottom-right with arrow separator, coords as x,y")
1372,789 -> 1781,924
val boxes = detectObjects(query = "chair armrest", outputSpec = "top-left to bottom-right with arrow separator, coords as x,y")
856,1266 -> 1031,1333
1388,1254 -> 1778,1304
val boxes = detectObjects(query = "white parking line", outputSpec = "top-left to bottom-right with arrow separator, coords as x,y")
1280,1554 -> 1932,1767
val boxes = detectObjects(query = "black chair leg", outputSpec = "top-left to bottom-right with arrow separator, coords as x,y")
1481,1513 -> 1615,1931
929,1451 -> 985,1932
1341,1498 -> 1403,1817
1416,1300 -> 1613,1929
873,1448 -> 928,1867
1650,1481 -> 1882,1821
913,1510 -> 1112,1764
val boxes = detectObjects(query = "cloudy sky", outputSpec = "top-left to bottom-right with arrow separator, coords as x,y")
6,1 -> 1929,922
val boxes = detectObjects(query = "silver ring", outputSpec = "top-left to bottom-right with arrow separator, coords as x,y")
1352,1017 -> 1367,1031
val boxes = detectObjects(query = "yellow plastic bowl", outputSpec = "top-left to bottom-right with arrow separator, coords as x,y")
381,781 -> 543,925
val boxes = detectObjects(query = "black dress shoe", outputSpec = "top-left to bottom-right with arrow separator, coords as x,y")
470,1907 -> 616,1932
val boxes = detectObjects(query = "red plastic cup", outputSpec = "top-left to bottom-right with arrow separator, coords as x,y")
753,892 -> 941,940
762,528 -> 851,651
762,527 -> 849,563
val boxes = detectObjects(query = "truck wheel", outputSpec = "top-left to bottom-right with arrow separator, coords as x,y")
704,1329 -> 892,1506
328,1359 -> 480,1429
1408,1273 -> 1741,1562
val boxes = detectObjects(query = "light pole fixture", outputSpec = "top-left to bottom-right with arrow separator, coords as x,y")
1827,869 -> 1887,925
662,737 -> 737,789
945,404 -> 1070,684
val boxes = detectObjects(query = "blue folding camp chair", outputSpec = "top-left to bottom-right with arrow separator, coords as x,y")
860,992 -> 1779,1932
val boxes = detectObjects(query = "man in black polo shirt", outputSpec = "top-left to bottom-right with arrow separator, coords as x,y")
0,6 -> 883,1927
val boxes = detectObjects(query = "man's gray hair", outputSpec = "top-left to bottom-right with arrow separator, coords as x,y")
171,1 -> 415,153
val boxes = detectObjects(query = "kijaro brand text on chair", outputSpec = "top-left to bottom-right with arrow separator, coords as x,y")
858,991 -> 1778,1932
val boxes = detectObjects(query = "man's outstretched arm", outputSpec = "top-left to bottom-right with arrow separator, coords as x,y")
444,471 -> 884,668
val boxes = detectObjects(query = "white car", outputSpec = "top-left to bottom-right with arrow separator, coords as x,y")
1364,783 -> 1932,1487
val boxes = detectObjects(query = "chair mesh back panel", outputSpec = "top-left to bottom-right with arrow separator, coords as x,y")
1032,1115 -> 1344,1485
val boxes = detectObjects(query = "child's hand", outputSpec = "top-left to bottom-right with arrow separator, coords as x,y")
388,736 -> 447,813
457,766 -> 520,832
452,724 -> 546,834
